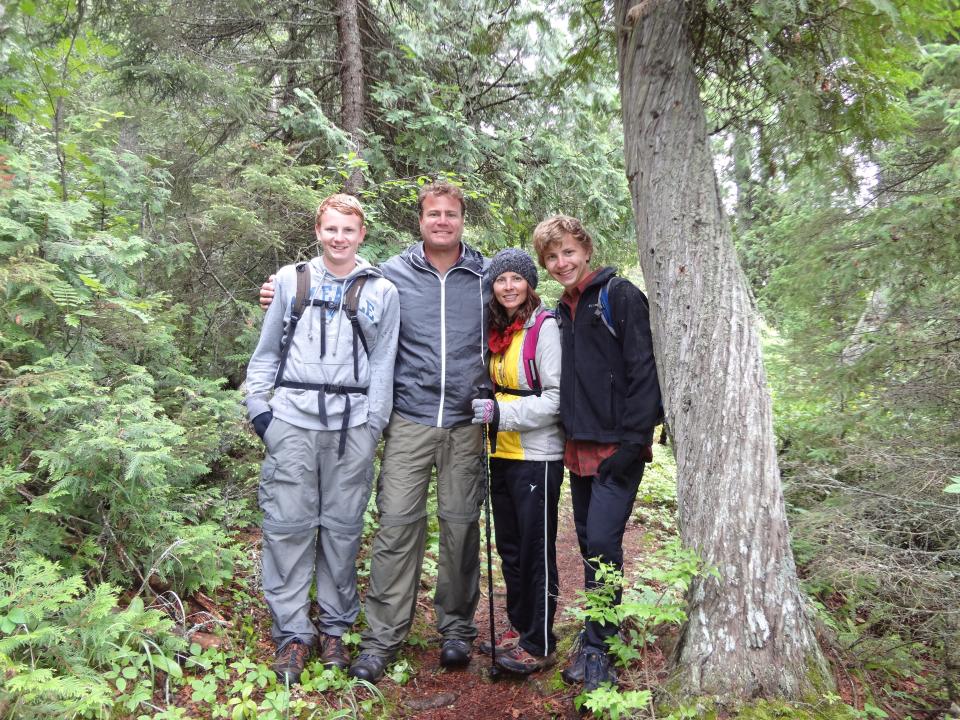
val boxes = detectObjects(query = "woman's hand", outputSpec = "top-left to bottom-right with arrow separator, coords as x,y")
471,398 -> 497,425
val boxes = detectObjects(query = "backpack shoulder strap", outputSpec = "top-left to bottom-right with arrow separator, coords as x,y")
343,275 -> 367,338
274,263 -> 311,387
344,275 -> 369,350
599,276 -> 650,339
598,276 -> 620,338
344,275 -> 370,381
521,309 -> 554,393
293,262 -> 311,320
343,275 -> 368,315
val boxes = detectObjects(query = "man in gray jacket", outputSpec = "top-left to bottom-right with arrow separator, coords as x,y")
260,182 -> 489,683
246,194 -> 400,685
349,182 -> 489,682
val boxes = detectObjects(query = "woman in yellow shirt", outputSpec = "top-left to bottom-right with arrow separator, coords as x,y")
471,248 -> 564,674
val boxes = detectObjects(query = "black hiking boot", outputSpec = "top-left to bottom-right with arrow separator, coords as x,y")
348,652 -> 388,683
582,648 -> 617,693
561,631 -> 587,684
439,639 -> 472,668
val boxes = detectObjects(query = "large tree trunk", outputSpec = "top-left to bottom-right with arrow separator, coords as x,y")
615,0 -> 831,701
336,0 -> 365,194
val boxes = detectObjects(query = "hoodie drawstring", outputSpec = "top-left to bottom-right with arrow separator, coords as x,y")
273,265 -> 374,457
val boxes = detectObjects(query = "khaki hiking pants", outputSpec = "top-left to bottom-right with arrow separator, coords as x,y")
360,413 -> 484,657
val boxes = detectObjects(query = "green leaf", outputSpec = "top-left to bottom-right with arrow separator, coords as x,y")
151,653 -> 183,678
863,703 -> 889,718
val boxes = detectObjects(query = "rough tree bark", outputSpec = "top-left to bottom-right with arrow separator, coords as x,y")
615,0 -> 832,702
336,0 -> 365,194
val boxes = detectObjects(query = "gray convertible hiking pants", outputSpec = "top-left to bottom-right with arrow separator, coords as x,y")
259,417 -> 377,647
360,413 -> 484,658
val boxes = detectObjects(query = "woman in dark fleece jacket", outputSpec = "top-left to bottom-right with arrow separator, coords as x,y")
532,215 -> 663,694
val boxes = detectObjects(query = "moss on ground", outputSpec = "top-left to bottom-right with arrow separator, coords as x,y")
655,696 -> 862,720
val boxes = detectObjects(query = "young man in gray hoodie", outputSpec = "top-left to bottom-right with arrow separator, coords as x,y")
246,194 -> 400,685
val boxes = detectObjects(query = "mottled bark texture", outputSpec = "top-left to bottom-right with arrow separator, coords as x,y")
336,0 -> 364,193
615,0 -> 831,701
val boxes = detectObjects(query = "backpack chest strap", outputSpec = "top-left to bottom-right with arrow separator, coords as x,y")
275,381 -> 368,457
494,384 -> 541,398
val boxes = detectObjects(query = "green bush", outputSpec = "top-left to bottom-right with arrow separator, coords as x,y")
0,557 -> 183,719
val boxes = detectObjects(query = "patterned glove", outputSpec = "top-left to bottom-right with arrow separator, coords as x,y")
471,399 -> 497,425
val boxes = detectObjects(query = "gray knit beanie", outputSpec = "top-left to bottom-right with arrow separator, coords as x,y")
485,247 -> 538,290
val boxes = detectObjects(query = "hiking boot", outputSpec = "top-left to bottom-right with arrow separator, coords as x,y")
439,639 -> 472,668
582,648 -> 617,693
348,652 -> 388,683
271,638 -> 311,686
561,631 -> 587,684
495,645 -> 555,675
318,632 -> 350,670
478,627 -> 520,656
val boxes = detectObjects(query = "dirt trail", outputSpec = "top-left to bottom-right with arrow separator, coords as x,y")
379,492 -> 652,720
161,487 -> 656,719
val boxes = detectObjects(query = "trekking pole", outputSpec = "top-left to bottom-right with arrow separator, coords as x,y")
477,388 -> 502,680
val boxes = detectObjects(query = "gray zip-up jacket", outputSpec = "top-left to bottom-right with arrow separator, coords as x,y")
245,256 -> 400,434
490,305 -> 564,461
380,241 -> 489,428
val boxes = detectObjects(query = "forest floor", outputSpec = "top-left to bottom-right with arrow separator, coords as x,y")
147,448 -> 678,720
142,445 -> 950,720
154,485 -> 670,720
360,486 -> 669,720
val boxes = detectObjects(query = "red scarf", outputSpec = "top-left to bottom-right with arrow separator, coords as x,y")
488,316 -> 525,354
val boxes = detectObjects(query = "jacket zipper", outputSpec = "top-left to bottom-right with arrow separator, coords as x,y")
437,271 -> 447,427
412,253 -> 482,428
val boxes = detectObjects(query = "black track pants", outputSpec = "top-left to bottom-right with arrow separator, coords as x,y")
489,458 -> 564,656
570,465 -> 644,650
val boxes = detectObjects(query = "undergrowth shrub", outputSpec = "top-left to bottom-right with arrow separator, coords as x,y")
570,540 -> 712,719
0,56 -> 255,593
0,557 -> 183,719
0,354 -> 246,592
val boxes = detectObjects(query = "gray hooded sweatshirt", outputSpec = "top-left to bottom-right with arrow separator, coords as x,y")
380,241 -> 489,428
245,256 -> 400,434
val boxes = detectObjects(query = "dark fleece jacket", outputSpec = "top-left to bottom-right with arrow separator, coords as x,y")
556,267 -> 662,445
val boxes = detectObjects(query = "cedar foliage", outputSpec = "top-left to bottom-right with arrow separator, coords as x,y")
742,42 -> 960,692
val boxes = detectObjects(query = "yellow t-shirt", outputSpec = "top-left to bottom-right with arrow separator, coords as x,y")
490,328 -> 526,460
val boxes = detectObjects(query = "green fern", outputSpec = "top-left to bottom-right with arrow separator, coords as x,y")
0,558 -> 182,719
